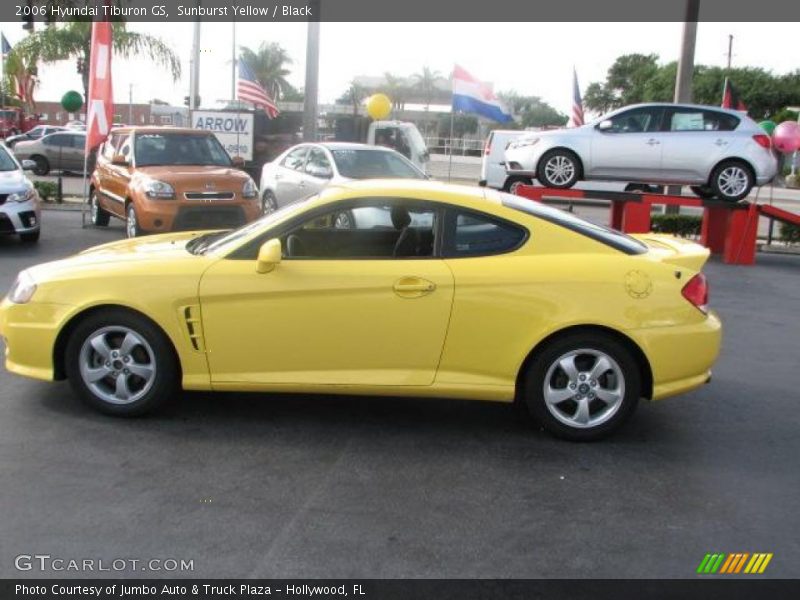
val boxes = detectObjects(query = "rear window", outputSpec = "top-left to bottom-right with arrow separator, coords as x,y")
500,193 -> 647,255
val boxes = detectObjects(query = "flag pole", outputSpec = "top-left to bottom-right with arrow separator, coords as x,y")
233,20 -> 240,161
447,106 -> 454,182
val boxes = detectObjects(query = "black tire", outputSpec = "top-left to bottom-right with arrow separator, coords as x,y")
261,190 -> 278,215
64,309 -> 179,417
537,149 -> 581,189
709,160 -> 754,202
625,183 -> 665,194
126,203 -> 143,238
31,155 -> 50,176
691,185 -> 716,200
90,190 -> 110,227
521,332 -> 641,441
19,230 -> 40,243
503,176 -> 533,195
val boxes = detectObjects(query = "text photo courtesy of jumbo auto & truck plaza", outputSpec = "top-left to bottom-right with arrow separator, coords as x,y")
1,1 -> 800,599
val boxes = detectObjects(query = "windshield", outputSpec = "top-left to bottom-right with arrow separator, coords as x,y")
500,192 -> 647,255
134,133 -> 232,167
331,149 -> 424,179
198,199 -> 313,255
0,146 -> 19,172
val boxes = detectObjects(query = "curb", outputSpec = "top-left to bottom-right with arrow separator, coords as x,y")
40,202 -> 84,211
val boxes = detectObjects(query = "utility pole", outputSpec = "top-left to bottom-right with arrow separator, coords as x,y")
128,83 -> 133,124
189,18 -> 201,110
726,34 -> 733,69
303,1 -> 321,142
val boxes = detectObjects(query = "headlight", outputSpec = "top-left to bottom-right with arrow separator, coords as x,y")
143,179 -> 175,199
510,138 -> 540,149
242,178 -> 258,199
7,271 -> 37,304
8,186 -> 35,203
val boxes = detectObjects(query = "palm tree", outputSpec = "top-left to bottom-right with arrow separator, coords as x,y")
341,81 -> 366,116
238,43 -> 293,101
381,72 -> 407,113
3,52 -> 38,111
12,20 -> 181,102
413,66 -> 442,112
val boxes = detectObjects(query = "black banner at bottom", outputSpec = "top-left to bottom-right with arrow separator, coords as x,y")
3,579 -> 800,600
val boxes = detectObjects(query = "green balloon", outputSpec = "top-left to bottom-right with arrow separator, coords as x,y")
61,90 -> 83,113
759,120 -> 777,135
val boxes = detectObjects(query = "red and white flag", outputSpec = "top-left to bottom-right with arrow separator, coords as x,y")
569,68 -> 584,127
85,21 -> 114,152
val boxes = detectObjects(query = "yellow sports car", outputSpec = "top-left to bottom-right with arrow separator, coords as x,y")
0,180 -> 721,440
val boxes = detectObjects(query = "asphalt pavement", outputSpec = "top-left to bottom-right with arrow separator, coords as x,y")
0,210 -> 798,579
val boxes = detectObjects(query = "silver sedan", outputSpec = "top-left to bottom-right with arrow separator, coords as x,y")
259,142 -> 427,215
0,144 -> 41,243
504,102 -> 778,202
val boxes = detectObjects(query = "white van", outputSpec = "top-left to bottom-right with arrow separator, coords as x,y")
479,130 -> 531,192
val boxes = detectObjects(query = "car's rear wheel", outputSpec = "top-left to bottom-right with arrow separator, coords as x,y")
537,149 -> 580,189
691,185 -> 717,200
126,204 -> 143,238
521,333 -> 640,441
261,190 -> 278,215
709,160 -> 754,202
90,190 -> 110,226
31,155 -> 50,176
333,210 -> 355,229
64,309 -> 178,416
504,176 -> 533,195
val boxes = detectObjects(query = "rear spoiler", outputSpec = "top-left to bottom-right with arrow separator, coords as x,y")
631,234 -> 710,271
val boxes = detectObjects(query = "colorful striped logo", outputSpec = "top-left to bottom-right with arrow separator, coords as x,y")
697,553 -> 773,574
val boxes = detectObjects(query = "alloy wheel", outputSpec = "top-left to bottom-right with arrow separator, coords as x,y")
126,206 -> 137,238
544,155 -> 576,186
717,166 -> 749,198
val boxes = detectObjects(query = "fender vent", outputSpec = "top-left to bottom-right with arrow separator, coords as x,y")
180,305 -> 206,352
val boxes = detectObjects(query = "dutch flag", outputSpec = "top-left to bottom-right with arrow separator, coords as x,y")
451,65 -> 513,123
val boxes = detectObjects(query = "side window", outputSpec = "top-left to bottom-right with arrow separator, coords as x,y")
444,209 -> 526,257
305,148 -> 332,178
43,134 -> 67,147
71,135 -> 84,148
282,147 -> 309,171
282,200 -> 437,260
119,137 -> 132,158
668,109 -> 740,132
607,108 -> 662,133
102,134 -> 123,159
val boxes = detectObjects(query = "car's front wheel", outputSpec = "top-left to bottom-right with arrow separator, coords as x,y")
537,149 -> 580,189
261,190 -> 278,215
504,176 -> 533,195
31,155 -> 50,176
521,333 -> 641,441
126,204 -> 143,238
64,309 -> 179,416
709,160 -> 754,202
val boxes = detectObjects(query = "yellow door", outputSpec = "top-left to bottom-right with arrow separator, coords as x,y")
198,258 -> 454,386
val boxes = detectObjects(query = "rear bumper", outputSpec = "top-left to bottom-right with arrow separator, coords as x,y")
634,311 -> 722,400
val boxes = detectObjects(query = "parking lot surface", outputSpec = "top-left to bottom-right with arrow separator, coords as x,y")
0,210 -> 798,578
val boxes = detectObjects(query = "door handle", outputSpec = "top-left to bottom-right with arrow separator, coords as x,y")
274,174 -> 283,180
298,181 -> 306,187
646,138 -> 661,146
393,277 -> 436,298
715,139 -> 728,146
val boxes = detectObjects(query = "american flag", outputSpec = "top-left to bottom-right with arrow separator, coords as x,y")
570,68 -> 584,127
237,60 -> 280,119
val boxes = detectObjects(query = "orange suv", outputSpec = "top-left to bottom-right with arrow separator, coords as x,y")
89,127 -> 261,237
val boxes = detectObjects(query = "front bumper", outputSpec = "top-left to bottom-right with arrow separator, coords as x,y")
0,297 -> 73,381
0,198 -> 41,235
135,197 -> 261,233
635,311 -> 722,400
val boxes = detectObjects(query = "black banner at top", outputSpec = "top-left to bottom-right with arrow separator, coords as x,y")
5,0 -> 800,22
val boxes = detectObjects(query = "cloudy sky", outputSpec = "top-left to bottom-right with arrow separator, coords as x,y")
2,21 -> 798,115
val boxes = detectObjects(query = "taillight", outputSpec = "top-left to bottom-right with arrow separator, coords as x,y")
752,134 -> 772,149
483,134 -> 492,156
682,273 -> 708,313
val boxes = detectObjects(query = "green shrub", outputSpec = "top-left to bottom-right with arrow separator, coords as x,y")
780,222 -> 800,244
651,214 -> 702,237
33,181 -> 59,203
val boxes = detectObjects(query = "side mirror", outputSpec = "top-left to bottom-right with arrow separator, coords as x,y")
111,154 -> 129,166
256,238 -> 282,273
231,156 -> 246,168
307,164 -> 333,179
20,159 -> 36,171
597,120 -> 613,132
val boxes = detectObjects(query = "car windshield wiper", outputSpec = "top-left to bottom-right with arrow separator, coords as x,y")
186,231 -> 229,255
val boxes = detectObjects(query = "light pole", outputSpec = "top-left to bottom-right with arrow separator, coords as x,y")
303,1 -> 321,142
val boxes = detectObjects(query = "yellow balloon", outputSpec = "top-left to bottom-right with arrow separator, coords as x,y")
366,93 -> 392,120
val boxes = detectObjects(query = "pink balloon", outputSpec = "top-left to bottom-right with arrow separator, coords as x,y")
772,121 -> 800,154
